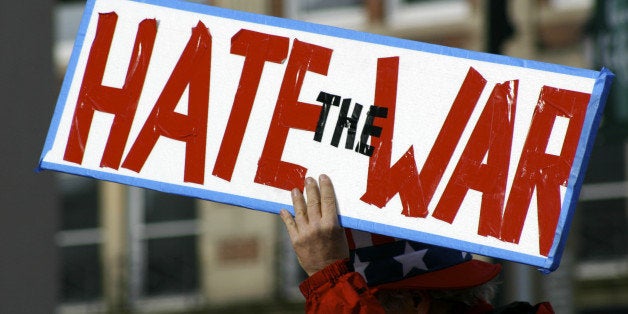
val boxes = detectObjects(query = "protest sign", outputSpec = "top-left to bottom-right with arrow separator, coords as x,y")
40,0 -> 614,271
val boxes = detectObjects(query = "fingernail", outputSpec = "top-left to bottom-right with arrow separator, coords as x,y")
305,177 -> 315,185
292,188 -> 301,197
319,174 -> 329,181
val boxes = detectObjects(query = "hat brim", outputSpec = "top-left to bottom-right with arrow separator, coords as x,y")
374,260 -> 501,291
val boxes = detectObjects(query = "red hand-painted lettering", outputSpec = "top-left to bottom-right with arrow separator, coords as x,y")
432,80 -> 517,238
63,13 -> 157,169
212,30 -> 289,182
254,39 -> 333,191
61,12 -> 593,256
361,66 -> 487,218
121,21 -> 211,184
500,86 -> 589,256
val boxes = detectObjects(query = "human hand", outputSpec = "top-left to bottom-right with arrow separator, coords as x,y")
280,174 -> 349,276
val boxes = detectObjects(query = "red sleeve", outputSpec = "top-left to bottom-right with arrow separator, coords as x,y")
299,259 -> 386,314
535,302 -> 554,314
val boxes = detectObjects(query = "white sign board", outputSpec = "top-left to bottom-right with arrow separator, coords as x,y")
40,0 -> 614,272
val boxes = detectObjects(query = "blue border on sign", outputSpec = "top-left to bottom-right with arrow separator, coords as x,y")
39,160 -> 292,215
39,0 -> 98,168
541,67 -> 615,272
38,0 -> 615,272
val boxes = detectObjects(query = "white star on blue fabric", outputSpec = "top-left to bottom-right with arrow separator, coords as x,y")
353,253 -> 370,279
393,242 -> 428,276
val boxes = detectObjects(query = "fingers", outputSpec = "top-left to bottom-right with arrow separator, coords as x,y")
286,174 -> 338,229
279,209 -> 298,239
281,175 -> 347,276
318,174 -> 338,221
305,177 -> 322,222
291,187 -> 308,225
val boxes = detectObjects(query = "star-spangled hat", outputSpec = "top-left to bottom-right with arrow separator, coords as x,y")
346,229 -> 501,290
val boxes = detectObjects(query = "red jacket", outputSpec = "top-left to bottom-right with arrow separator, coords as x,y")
299,259 -> 554,314
299,259 -> 385,313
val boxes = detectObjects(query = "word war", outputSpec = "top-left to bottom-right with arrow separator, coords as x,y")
314,66 -> 589,258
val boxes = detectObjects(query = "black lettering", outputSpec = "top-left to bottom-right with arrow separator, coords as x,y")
314,91 -> 341,142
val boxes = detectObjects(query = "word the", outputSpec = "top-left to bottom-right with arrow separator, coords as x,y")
313,91 -> 387,157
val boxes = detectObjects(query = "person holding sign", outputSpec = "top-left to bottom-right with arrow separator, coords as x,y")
280,175 -> 554,313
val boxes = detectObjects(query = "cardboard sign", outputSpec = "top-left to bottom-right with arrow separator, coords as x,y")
40,0 -> 613,272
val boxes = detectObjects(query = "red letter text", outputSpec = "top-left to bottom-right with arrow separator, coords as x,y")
432,80 -> 518,237
254,39 -> 332,191
121,22 -> 211,184
361,66 -> 487,217
212,29 -> 289,181
500,86 -> 590,256
63,13 -> 157,168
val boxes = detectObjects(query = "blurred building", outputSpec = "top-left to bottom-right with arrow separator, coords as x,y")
52,0 -> 627,313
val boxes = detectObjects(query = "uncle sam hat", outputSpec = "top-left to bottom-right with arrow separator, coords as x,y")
346,229 -> 501,290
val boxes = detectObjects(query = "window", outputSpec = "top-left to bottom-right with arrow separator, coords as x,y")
56,174 -> 102,303
386,0 -> 469,29
54,1 -> 84,73
145,236 -> 199,295
578,198 -> 628,261
549,0 -> 592,10
142,189 -> 199,297
57,175 -> 199,311
577,143 -> 628,279
61,245 -> 102,302
284,0 -> 365,29
145,190 -> 196,223
127,187 -> 200,303
402,0 -> 449,3
60,174 -> 99,230
584,143 -> 625,183
299,0 -> 360,13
